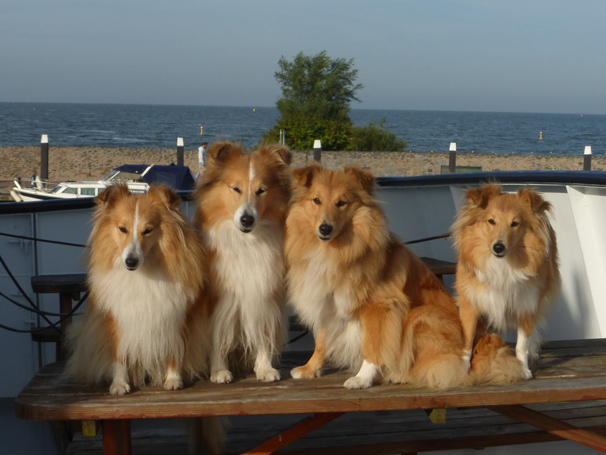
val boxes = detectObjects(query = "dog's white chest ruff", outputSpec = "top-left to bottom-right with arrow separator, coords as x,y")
208,220 -> 284,305
206,220 -> 285,356
288,252 -> 364,368
469,257 -> 539,332
92,267 -> 190,364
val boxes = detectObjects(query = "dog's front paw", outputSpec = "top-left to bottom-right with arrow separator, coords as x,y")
163,376 -> 183,391
256,367 -> 280,382
210,370 -> 233,384
344,375 -> 373,389
521,366 -> 533,380
109,381 -> 131,396
291,365 -> 321,379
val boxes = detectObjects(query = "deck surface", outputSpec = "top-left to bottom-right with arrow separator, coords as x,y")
15,339 -> 606,422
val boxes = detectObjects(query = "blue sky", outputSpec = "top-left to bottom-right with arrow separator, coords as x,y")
2,0 -> 605,114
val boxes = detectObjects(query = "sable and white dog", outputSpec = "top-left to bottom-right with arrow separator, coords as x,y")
67,184 -> 211,395
452,183 -> 561,379
193,142 -> 291,383
286,165 -> 523,389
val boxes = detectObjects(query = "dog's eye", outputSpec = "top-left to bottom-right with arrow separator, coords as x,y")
142,228 -> 153,235
313,198 -> 321,205
510,221 -> 519,227
119,226 -> 128,234
256,188 -> 267,196
231,186 -> 241,194
487,219 -> 496,225
336,200 -> 346,208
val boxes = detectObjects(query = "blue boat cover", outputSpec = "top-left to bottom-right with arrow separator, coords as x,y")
113,164 -> 196,191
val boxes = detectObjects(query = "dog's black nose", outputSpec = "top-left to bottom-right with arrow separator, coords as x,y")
492,242 -> 506,256
319,223 -> 333,236
240,214 -> 255,228
125,256 -> 139,270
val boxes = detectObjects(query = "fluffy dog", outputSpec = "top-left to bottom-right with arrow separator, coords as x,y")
193,141 -> 291,383
67,184 -> 211,395
286,165 -> 522,389
452,183 -> 561,379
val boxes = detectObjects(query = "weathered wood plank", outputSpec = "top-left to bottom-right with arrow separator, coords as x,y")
15,344 -> 606,422
489,405 -> 606,452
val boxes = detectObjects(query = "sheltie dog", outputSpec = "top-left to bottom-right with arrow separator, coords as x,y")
452,183 -> 561,379
67,184 -> 211,395
193,141 -> 291,383
286,165 -> 523,389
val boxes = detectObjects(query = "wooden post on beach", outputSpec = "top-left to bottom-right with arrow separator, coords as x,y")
584,146 -> 592,171
313,140 -> 322,163
448,143 -> 456,173
177,137 -> 184,166
40,135 -> 49,180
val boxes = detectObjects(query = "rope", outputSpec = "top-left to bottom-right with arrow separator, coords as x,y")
405,232 -> 451,245
0,291 -> 88,334
0,231 -> 87,248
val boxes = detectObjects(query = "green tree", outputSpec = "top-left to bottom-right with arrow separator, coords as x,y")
263,51 -> 407,152
274,51 -> 363,123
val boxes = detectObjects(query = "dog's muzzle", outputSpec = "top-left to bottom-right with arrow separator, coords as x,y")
318,223 -> 334,241
492,241 -> 506,257
124,255 -> 139,270
239,214 -> 255,233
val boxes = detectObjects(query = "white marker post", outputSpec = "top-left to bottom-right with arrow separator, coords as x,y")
177,137 -> 184,166
449,143 -> 457,173
313,140 -> 322,163
583,146 -> 592,171
40,135 -> 49,180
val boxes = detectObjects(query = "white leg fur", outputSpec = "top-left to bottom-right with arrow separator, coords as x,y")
210,349 -> 233,384
344,360 -> 379,389
254,348 -> 280,382
461,349 -> 472,372
110,362 -> 131,396
163,365 -> 183,391
516,327 -> 533,380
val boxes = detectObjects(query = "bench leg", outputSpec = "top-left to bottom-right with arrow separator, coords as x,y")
243,412 -> 344,455
489,405 -> 606,453
102,419 -> 132,455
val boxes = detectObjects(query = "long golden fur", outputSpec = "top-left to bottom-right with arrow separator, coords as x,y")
452,183 -> 561,379
193,141 -> 291,383
286,165 -> 522,389
67,184 -> 211,395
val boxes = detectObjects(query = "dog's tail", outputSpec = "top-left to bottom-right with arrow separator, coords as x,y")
394,306 -> 470,389
469,332 -> 525,384
188,417 -> 227,455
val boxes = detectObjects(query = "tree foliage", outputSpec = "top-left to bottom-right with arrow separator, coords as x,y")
264,51 -> 407,152
347,119 -> 408,152
274,51 -> 363,123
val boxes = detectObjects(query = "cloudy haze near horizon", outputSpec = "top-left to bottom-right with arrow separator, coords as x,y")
2,0 -> 605,115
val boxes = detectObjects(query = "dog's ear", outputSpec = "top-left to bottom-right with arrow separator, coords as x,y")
258,144 -> 292,166
291,164 -> 321,188
207,141 -> 242,166
518,187 -> 551,214
149,185 -> 182,211
96,183 -> 130,207
345,166 -> 375,195
465,184 -> 501,208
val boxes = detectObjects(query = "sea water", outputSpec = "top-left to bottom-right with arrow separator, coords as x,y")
0,102 -> 604,155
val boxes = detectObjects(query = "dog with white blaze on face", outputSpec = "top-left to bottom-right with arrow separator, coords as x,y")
67,184 -> 211,394
193,141 -> 292,384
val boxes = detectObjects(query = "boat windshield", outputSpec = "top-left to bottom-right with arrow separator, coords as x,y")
104,171 -> 146,183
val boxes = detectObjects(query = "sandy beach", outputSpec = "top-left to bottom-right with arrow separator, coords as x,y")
1,146 -> 605,192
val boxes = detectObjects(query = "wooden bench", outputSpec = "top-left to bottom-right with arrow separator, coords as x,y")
30,273 -> 87,361
15,339 -> 606,454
